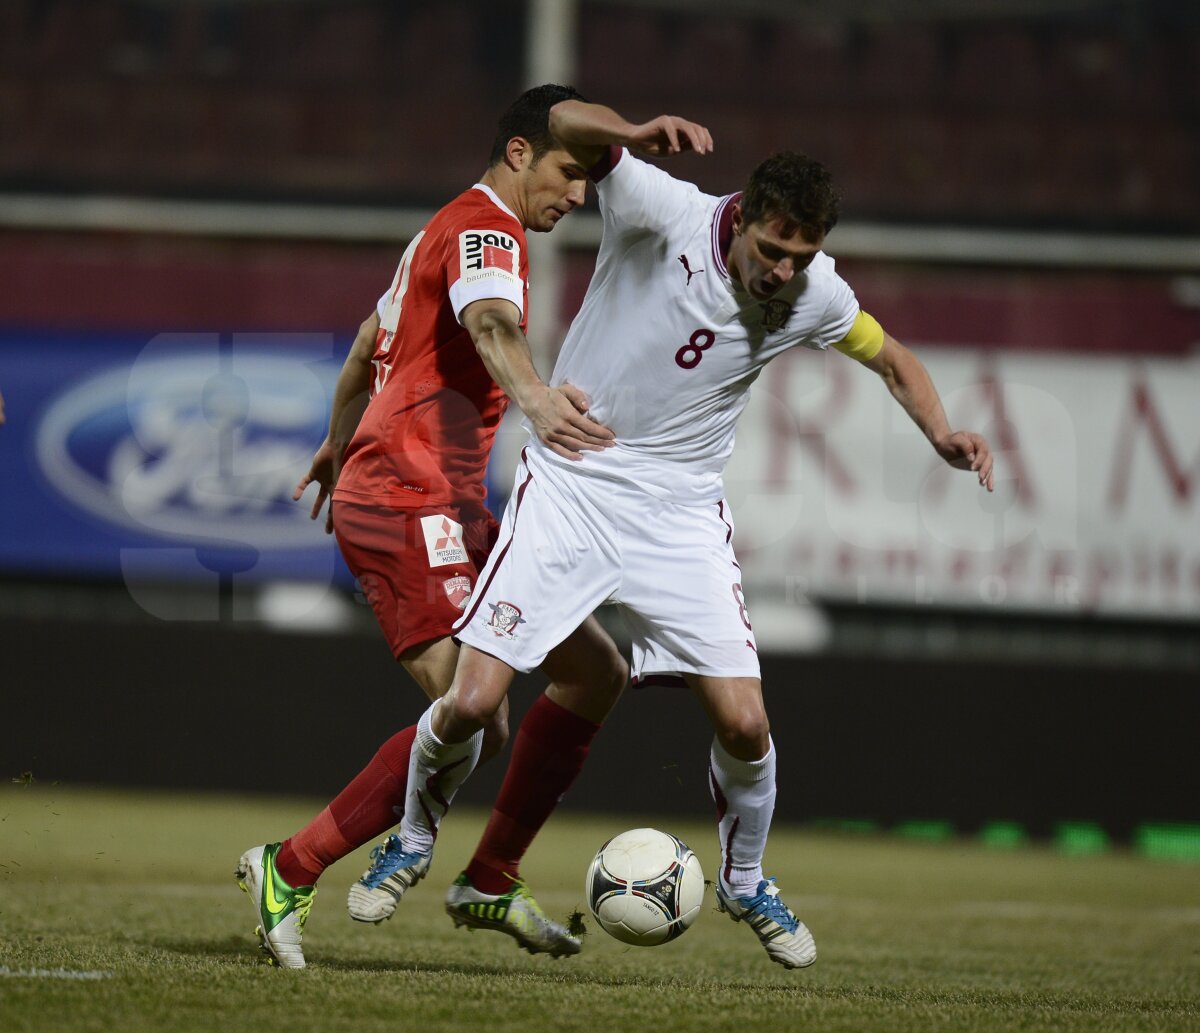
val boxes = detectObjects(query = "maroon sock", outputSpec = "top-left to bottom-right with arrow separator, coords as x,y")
276,725 -> 416,887
465,695 -> 600,894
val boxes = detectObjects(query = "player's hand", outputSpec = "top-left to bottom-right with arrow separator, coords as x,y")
292,438 -> 338,532
935,431 -> 995,492
526,383 -> 615,461
626,115 -> 713,158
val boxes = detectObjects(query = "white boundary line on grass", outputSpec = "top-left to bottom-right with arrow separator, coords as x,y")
0,966 -> 113,980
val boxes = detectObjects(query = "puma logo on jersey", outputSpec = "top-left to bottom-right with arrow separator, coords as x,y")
678,254 -> 703,286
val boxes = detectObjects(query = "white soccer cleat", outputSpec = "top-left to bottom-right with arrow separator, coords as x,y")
235,843 -> 316,970
715,876 -> 816,969
346,834 -> 432,924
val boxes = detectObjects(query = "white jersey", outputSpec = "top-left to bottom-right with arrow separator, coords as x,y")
532,147 -> 861,505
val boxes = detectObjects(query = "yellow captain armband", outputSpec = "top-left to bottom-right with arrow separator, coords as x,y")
833,310 -> 885,362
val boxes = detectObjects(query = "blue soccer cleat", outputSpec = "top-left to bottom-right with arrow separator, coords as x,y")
346,834 -> 432,923
715,876 -> 816,969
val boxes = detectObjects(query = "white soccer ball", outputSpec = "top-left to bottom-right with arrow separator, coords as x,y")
585,828 -> 705,946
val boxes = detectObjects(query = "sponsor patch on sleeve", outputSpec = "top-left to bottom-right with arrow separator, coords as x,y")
457,229 -> 520,288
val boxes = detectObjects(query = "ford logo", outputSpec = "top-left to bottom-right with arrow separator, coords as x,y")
35,342 -> 337,549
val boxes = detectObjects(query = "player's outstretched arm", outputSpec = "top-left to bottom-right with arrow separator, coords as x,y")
292,310 -> 379,531
462,298 -> 615,461
860,333 -> 995,492
549,100 -> 713,166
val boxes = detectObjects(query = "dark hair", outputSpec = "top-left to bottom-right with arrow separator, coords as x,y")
741,152 -> 841,241
488,84 -> 586,167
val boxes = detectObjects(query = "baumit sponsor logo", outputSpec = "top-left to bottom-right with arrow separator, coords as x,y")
35,336 -> 336,549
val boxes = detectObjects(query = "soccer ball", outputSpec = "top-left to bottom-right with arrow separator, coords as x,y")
585,828 -> 705,946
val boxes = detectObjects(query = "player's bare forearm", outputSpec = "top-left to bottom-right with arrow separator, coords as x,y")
471,309 -> 545,413
463,299 -> 614,460
869,337 -> 951,445
863,334 -> 995,491
549,100 -> 713,164
329,311 -> 378,459
292,311 -> 378,529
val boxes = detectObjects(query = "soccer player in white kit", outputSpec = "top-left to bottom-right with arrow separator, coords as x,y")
393,99 -> 996,969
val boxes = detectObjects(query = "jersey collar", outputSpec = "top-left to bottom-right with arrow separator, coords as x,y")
710,191 -> 741,281
472,183 -> 520,223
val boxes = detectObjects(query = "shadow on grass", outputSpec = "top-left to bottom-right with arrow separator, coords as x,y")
270,954 -> 818,997
155,939 -> 1197,1018
153,937 -> 275,963
316,958 -> 1200,1016
155,936 -> 811,994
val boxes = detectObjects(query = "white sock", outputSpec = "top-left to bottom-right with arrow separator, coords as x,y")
398,700 -> 484,855
708,735 -> 777,898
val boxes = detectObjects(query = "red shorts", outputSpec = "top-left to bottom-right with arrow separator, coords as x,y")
333,500 -> 499,659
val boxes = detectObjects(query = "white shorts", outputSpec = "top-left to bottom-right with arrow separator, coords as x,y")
455,448 -> 760,681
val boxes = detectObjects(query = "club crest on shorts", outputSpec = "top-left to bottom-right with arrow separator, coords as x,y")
420,514 -> 469,567
485,600 -> 526,638
442,575 -> 472,610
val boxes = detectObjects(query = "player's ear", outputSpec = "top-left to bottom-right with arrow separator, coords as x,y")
505,136 -> 533,172
731,200 -> 744,235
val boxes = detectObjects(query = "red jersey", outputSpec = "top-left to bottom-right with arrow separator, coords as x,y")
335,185 -> 529,511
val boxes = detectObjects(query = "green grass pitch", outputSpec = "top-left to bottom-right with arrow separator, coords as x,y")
1,785 -> 1198,1033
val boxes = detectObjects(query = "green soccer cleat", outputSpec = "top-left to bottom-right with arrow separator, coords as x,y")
715,876 -> 816,969
235,843 -> 316,970
445,871 -> 582,957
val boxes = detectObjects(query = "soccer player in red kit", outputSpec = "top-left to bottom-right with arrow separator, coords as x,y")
235,84 -> 629,969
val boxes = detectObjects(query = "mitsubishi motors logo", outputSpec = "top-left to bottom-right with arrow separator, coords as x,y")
420,514 -> 469,567
435,517 -> 460,551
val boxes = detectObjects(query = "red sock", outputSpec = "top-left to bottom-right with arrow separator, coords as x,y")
275,725 -> 416,887
465,695 -> 600,894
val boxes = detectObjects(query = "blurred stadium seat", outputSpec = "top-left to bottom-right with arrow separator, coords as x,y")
950,26 -> 1045,110
852,22 -> 943,108
0,0 -> 1194,227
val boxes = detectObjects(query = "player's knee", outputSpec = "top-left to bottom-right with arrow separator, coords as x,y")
546,640 -> 629,723
479,709 -> 510,764
714,710 -> 770,761
577,647 -> 627,722
600,651 -> 629,704
447,684 -> 503,734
